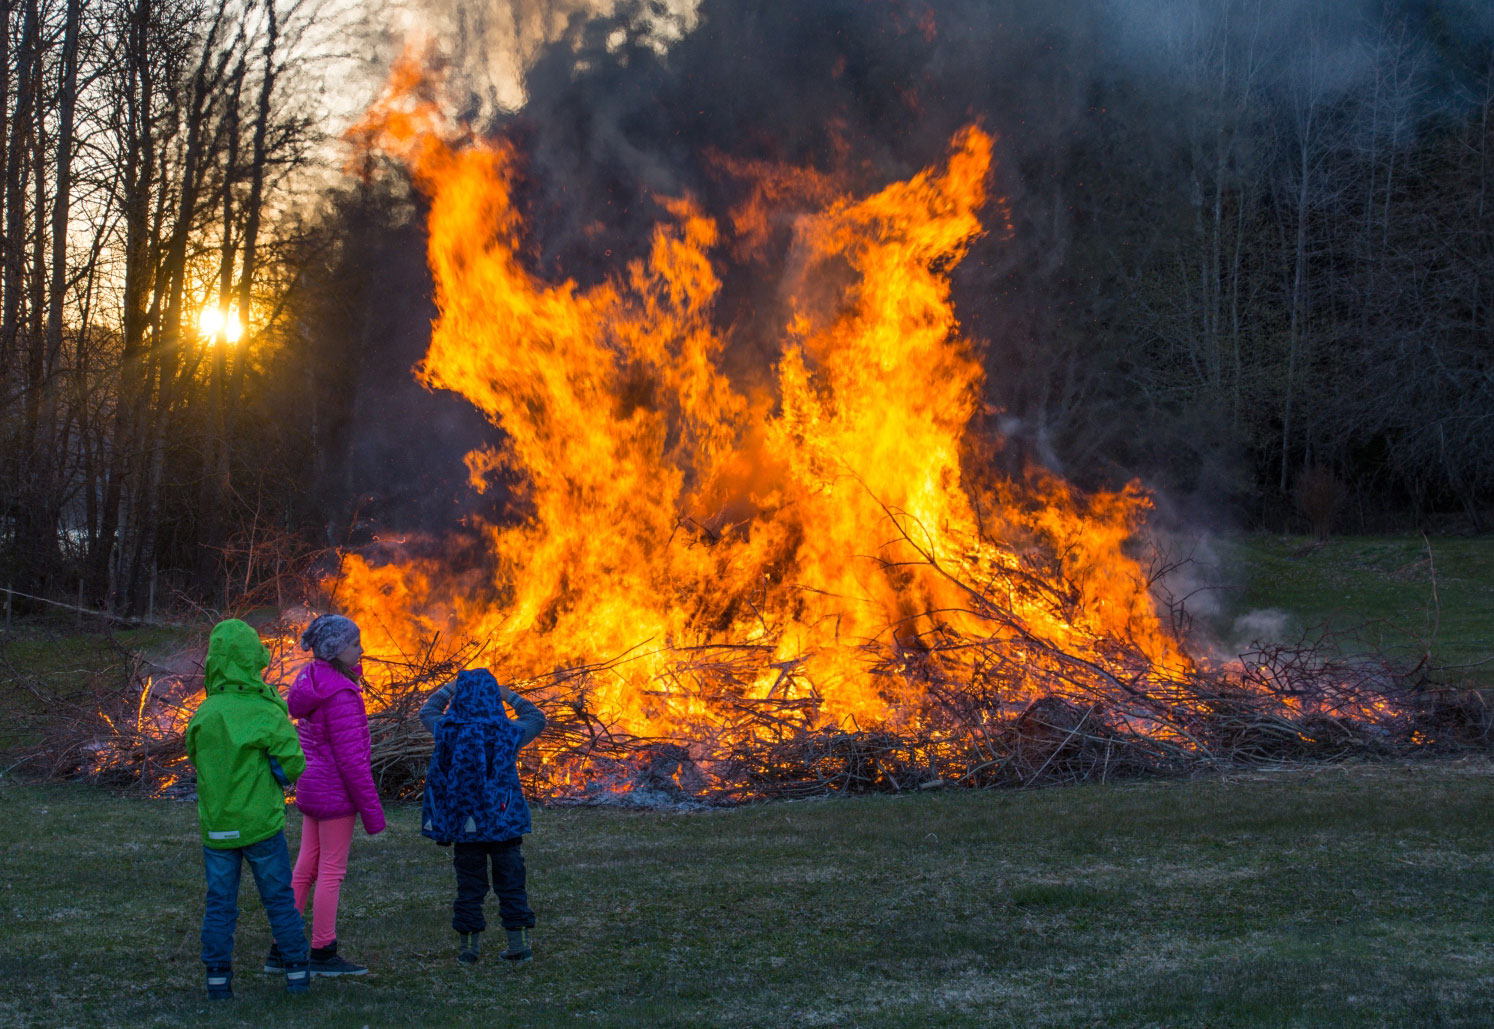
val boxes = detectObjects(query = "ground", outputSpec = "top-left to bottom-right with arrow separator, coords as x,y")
2,533 -> 1493,1026
2,759 -> 1493,1027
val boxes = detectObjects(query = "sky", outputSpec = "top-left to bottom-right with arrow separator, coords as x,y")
308,0 -> 702,127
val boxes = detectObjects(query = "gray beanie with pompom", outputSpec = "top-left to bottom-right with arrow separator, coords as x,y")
300,614 -> 361,662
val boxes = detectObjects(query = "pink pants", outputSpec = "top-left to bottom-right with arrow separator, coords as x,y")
291,813 -> 356,948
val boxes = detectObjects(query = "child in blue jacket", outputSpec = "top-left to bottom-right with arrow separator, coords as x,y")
420,669 -> 546,964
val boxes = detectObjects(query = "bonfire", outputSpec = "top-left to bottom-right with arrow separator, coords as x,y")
19,56 -> 1488,804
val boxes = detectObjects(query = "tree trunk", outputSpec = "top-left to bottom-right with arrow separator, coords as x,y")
91,0 -> 155,608
1280,166 -> 1309,496
0,0 -> 11,379
23,0 -> 83,593
197,53 -> 245,594
1,0 -> 36,388
229,0 -> 278,427
17,0 -> 55,590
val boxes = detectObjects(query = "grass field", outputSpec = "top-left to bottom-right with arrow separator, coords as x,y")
1203,535 -> 1494,688
2,534 -> 1493,1026
2,762 -> 1493,1027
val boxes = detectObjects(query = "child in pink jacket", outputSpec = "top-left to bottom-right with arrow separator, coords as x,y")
271,614 -> 385,978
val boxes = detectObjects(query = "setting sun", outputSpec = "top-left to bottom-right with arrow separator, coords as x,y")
198,305 -> 244,343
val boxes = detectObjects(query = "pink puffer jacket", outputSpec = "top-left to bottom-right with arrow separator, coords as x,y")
286,660 -> 385,834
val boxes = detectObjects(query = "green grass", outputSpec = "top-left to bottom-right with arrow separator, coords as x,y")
3,538 -> 1493,1024
2,763 -> 1493,1027
1206,535 -> 1494,687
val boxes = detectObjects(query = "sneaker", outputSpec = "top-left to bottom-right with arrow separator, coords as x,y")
205,965 -> 233,1000
284,961 -> 311,995
500,927 -> 532,963
458,931 -> 480,965
309,941 -> 368,977
262,941 -> 285,974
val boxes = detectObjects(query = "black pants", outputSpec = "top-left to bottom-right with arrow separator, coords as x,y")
452,839 -> 535,933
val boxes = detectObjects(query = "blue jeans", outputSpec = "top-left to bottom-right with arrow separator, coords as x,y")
201,830 -> 309,967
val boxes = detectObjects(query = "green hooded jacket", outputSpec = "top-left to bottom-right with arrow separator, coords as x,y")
185,619 -> 306,849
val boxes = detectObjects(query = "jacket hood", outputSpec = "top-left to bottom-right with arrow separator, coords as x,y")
204,619 -> 283,708
288,659 -> 361,719
446,668 -> 505,721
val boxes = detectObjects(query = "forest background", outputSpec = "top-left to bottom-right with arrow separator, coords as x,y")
2,0 -> 1492,619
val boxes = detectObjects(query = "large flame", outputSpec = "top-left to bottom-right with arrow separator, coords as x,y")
336,56 -> 1193,791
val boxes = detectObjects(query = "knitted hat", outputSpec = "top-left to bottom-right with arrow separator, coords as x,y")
300,614 -> 361,662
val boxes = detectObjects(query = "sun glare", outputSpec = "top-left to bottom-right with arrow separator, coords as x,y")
198,306 -> 245,343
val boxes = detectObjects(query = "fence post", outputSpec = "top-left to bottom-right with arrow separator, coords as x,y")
4,584 -> 11,630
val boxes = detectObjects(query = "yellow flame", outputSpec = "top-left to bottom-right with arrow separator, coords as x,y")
335,55 -> 1192,764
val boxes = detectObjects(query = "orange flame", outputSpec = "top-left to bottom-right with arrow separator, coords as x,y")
335,57 -> 1193,784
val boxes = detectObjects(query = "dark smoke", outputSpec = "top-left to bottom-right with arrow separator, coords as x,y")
331,0 -> 1494,534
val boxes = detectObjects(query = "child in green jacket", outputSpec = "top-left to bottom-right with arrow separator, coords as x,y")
185,618 -> 311,999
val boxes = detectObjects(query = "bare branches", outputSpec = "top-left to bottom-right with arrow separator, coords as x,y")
22,459 -> 1492,806
19,558 -> 1487,805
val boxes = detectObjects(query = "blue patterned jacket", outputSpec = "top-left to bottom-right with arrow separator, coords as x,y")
419,669 -> 545,844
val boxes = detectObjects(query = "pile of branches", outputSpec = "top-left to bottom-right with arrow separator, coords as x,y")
5,624 -> 486,797
12,624 -> 1488,802
515,633 -> 1489,804
4,627 -> 211,792
10,528 -> 1492,804
493,516 -> 1491,801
